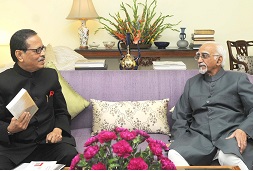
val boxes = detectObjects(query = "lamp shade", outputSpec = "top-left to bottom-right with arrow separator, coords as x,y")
66,0 -> 98,20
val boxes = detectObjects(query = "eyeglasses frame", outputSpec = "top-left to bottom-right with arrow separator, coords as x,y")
21,45 -> 46,54
194,52 -> 220,61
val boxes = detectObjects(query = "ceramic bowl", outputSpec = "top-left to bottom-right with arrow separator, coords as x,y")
154,41 -> 170,49
89,42 -> 100,49
103,41 -> 115,49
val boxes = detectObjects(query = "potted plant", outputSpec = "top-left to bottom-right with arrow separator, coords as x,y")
95,0 -> 180,47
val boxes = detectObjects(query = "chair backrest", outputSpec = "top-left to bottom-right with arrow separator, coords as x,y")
227,40 -> 253,72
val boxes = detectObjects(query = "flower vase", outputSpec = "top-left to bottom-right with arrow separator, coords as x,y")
118,33 -> 141,70
177,27 -> 189,48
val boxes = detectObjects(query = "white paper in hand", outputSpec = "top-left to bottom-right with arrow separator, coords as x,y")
6,88 -> 38,119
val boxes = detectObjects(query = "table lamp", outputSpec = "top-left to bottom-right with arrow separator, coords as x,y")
66,0 -> 98,49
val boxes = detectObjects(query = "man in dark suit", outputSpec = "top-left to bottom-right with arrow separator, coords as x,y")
168,42 -> 253,170
0,29 -> 77,169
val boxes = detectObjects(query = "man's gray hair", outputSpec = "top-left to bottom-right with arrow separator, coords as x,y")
202,42 -> 227,67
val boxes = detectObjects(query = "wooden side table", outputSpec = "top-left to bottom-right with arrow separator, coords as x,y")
74,47 -> 197,66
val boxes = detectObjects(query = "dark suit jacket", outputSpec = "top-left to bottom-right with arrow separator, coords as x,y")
0,63 -> 76,164
170,68 -> 253,169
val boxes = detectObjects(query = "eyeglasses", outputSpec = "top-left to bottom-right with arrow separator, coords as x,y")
22,45 -> 46,54
194,52 -> 220,60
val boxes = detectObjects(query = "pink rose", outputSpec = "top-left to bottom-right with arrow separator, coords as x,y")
120,130 -> 137,141
156,139 -> 169,151
69,154 -> 80,170
84,136 -> 98,147
148,142 -> 163,156
84,145 -> 99,161
160,156 -> 176,170
127,157 -> 148,170
147,138 -> 169,151
97,130 -> 117,144
112,140 -> 133,158
146,137 -> 156,143
135,129 -> 150,139
115,127 -> 127,133
91,162 -> 107,170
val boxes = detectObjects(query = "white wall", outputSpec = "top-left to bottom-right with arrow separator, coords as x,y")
1,0 -> 253,69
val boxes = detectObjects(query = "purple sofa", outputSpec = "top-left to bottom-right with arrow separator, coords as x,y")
60,70 -> 253,153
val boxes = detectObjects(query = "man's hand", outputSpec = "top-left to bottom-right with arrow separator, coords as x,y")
167,143 -> 171,148
7,112 -> 31,134
226,129 -> 247,154
46,128 -> 62,143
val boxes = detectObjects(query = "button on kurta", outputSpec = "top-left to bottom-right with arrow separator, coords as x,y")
34,125 -> 39,130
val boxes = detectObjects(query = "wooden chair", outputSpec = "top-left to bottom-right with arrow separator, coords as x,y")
227,40 -> 253,72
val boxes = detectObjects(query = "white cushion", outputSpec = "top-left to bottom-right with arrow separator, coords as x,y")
90,99 -> 170,135
0,63 -> 13,73
45,44 -> 87,70
45,44 -> 57,64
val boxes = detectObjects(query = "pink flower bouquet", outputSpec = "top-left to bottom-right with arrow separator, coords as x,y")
69,127 -> 176,170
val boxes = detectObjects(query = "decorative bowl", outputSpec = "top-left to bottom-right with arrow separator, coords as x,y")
103,41 -> 115,49
89,42 -> 100,49
154,41 -> 170,49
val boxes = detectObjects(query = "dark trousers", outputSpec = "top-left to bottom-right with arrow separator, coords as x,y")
0,143 -> 77,170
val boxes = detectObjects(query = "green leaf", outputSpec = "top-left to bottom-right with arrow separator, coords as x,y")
108,163 -> 121,170
108,157 -> 119,164
94,0 -> 180,44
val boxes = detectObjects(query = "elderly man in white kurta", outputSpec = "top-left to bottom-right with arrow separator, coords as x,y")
168,42 -> 253,170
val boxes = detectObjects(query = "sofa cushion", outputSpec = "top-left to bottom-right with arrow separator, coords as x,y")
45,44 -> 86,70
90,99 -> 170,135
45,44 -> 57,64
53,46 -> 86,70
45,62 -> 90,119
237,55 -> 253,74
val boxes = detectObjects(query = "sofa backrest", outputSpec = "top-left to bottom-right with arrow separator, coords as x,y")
60,70 -> 199,130
60,70 -> 253,130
